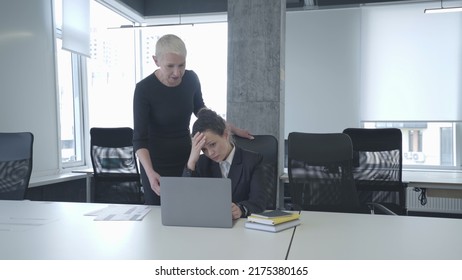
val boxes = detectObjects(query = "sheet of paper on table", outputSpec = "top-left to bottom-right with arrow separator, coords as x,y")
85,205 -> 151,221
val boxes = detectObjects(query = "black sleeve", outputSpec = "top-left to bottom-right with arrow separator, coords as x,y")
181,166 -> 196,177
132,82 -> 150,152
239,153 -> 267,215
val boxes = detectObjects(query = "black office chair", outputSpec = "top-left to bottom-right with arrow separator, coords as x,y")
343,128 -> 407,215
234,135 -> 278,210
287,132 -> 361,213
287,132 -> 396,215
90,127 -> 143,204
0,132 -> 34,200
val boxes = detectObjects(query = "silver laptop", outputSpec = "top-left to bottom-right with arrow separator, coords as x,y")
160,177 -> 233,228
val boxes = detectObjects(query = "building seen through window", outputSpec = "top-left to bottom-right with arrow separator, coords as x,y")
363,122 -> 461,169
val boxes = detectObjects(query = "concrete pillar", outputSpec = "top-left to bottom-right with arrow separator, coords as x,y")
227,0 -> 286,207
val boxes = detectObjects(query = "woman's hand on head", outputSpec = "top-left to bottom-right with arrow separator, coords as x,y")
188,132 -> 205,169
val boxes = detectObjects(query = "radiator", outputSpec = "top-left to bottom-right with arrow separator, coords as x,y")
407,186 -> 462,214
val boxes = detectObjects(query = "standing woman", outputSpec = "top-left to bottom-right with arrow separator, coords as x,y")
133,34 -> 251,205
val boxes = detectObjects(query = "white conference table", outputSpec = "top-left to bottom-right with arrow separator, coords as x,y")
0,200 -> 293,260
288,211 -> 462,260
2,200 -> 461,260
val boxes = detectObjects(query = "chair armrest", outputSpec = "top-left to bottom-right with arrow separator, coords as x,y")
367,202 -> 398,216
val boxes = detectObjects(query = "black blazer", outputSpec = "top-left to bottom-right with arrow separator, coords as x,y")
182,145 -> 267,216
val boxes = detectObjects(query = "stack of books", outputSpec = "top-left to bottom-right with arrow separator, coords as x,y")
245,210 -> 301,232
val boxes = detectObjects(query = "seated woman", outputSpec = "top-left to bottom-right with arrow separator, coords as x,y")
183,109 -> 267,219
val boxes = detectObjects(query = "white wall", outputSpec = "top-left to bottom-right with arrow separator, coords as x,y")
0,0 -> 60,177
284,8 -> 361,138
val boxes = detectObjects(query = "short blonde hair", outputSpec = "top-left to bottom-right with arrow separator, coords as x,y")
155,34 -> 187,59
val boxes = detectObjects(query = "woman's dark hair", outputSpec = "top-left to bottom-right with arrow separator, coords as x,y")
192,109 -> 226,136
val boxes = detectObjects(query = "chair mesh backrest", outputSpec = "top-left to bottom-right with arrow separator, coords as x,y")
343,128 -> 405,211
287,132 -> 359,213
91,146 -> 138,175
0,132 -> 34,200
90,127 -> 142,204
90,127 -> 139,175
234,135 -> 278,210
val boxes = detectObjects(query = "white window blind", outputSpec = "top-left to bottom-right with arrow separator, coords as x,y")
62,0 -> 90,57
360,2 -> 462,121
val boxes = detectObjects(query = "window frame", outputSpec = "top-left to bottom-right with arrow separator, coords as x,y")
55,31 -> 87,169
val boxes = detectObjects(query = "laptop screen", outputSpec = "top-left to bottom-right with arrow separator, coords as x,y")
160,177 -> 233,228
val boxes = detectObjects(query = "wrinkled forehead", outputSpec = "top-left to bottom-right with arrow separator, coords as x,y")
157,52 -> 186,64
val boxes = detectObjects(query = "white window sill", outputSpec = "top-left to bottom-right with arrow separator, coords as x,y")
29,172 -> 88,188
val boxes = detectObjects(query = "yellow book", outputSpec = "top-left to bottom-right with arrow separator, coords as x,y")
247,210 -> 300,225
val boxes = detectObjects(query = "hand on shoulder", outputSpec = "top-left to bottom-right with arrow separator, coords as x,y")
228,124 -> 254,140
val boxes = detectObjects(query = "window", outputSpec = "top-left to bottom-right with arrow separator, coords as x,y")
87,3 -> 227,129
408,130 -> 422,153
441,127 -> 454,166
55,0 -> 228,167
363,122 -> 462,170
139,23 -> 228,121
360,3 -> 462,171
55,0 -> 85,167
86,1 -> 136,129
56,39 -> 84,165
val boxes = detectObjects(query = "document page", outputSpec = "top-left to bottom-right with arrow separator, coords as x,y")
85,205 -> 151,221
